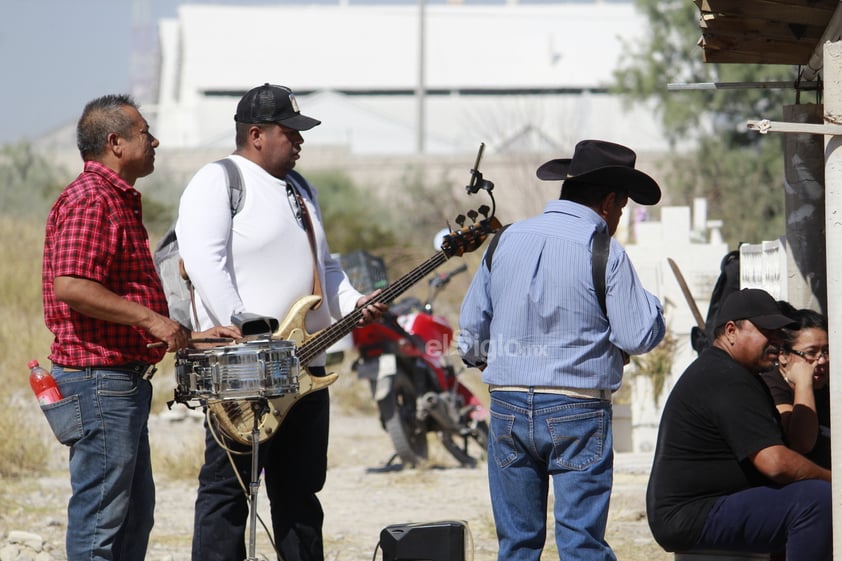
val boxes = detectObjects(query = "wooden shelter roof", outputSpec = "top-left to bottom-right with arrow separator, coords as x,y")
695,0 -> 840,66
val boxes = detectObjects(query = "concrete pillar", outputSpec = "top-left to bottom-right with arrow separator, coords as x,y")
783,104 -> 826,313
823,40 -> 842,559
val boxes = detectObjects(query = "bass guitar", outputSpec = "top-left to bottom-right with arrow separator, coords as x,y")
209,210 -> 501,445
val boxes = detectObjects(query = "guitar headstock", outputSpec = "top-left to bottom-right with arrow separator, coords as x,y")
440,206 -> 503,258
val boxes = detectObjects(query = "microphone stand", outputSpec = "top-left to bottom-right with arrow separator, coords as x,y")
245,399 -> 268,561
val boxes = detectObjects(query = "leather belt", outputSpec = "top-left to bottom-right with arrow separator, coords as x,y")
489,385 -> 611,401
57,361 -> 158,381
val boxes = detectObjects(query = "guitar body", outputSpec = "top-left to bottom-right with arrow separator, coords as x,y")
207,295 -> 339,446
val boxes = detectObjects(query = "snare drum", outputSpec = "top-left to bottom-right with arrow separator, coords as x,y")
174,339 -> 299,402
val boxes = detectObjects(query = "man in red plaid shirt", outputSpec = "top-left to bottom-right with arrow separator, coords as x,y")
41,94 -> 238,561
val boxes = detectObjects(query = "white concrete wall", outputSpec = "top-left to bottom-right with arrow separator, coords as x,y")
622,202 -> 729,453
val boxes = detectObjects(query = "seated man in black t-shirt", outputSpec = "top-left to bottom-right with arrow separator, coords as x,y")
646,288 -> 831,561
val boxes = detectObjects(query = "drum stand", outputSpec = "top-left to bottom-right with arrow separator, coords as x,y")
245,399 -> 269,561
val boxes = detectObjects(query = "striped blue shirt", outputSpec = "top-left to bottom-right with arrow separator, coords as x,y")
457,199 -> 665,391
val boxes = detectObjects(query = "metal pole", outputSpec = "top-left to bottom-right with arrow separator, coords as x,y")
416,0 -> 426,154
245,401 -> 265,561
823,40 -> 842,560
668,81 -> 821,92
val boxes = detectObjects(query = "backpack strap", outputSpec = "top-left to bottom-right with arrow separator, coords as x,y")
592,229 -> 610,316
215,158 -> 245,216
183,158 -> 244,327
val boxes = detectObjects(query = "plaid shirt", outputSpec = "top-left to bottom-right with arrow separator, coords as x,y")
43,161 -> 168,366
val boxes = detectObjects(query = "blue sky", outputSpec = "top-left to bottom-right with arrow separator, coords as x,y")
0,0 -> 297,145
1,0 -> 619,146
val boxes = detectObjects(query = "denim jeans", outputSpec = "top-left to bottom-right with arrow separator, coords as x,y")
488,389 -> 615,561
45,365 -> 155,561
695,479 -> 832,561
192,378 -> 330,561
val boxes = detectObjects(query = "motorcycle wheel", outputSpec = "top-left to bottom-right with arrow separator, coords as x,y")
439,419 -> 489,468
379,370 -> 428,467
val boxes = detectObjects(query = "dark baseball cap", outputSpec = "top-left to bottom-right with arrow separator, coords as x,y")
234,83 -> 321,131
714,288 -> 796,329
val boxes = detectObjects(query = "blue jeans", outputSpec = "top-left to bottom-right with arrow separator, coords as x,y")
488,389 -> 615,561
192,378 -> 330,561
695,479 -> 832,561
44,365 -> 155,561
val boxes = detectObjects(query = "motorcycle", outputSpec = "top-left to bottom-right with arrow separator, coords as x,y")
351,263 -> 490,468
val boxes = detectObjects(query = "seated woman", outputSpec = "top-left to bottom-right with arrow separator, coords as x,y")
761,303 -> 830,468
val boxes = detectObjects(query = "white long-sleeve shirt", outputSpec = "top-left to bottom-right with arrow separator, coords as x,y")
175,155 -> 362,365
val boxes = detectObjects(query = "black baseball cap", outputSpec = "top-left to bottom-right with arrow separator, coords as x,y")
234,83 -> 321,131
714,288 -> 796,329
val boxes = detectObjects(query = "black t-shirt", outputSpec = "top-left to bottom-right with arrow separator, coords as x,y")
646,347 -> 785,551
760,368 -> 831,469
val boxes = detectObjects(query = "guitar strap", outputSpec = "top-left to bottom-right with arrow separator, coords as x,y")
591,229 -> 609,315
286,174 -> 324,308
486,225 -> 610,314
485,224 -> 626,363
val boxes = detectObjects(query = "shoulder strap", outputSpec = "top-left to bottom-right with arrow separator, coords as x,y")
483,223 -> 512,271
592,230 -> 610,315
286,169 -> 314,201
285,171 -> 323,305
215,158 -> 245,216
180,158 -> 244,328
484,223 -> 610,316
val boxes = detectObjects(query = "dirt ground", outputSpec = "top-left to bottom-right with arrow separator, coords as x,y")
2,389 -> 671,561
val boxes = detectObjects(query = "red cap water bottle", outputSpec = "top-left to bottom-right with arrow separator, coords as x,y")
29,360 -> 62,405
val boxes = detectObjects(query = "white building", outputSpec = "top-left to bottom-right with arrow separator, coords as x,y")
622,201 -> 729,452
152,2 -> 687,156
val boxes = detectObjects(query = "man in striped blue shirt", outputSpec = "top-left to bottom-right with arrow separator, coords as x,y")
458,139 -> 665,561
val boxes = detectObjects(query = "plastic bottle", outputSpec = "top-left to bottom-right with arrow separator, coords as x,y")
29,359 -> 62,405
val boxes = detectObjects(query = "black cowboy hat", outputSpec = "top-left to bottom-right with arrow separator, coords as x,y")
536,139 -> 661,205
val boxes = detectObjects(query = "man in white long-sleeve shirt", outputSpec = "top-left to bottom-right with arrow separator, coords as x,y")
176,83 -> 385,561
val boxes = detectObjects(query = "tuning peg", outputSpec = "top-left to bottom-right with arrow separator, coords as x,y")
455,214 -> 466,227
467,209 -> 478,222
478,205 -> 490,218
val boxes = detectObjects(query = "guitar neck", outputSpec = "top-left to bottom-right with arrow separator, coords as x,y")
297,251 -> 450,365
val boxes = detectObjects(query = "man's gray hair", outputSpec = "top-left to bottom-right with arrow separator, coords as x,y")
76,94 -> 138,160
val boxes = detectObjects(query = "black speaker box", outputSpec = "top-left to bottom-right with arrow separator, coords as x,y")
380,520 -> 470,561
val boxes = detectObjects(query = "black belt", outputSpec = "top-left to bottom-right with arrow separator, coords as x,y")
58,361 -> 157,380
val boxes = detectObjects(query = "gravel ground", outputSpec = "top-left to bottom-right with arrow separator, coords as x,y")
1,401 -> 671,561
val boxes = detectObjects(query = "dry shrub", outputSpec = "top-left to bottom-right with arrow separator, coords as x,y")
151,430 -> 206,481
0,217 -> 56,478
0,392 -> 53,478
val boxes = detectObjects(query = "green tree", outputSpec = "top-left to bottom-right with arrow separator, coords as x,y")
0,141 -> 69,216
613,0 -> 800,247
305,169 -> 402,254
0,141 -> 178,235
